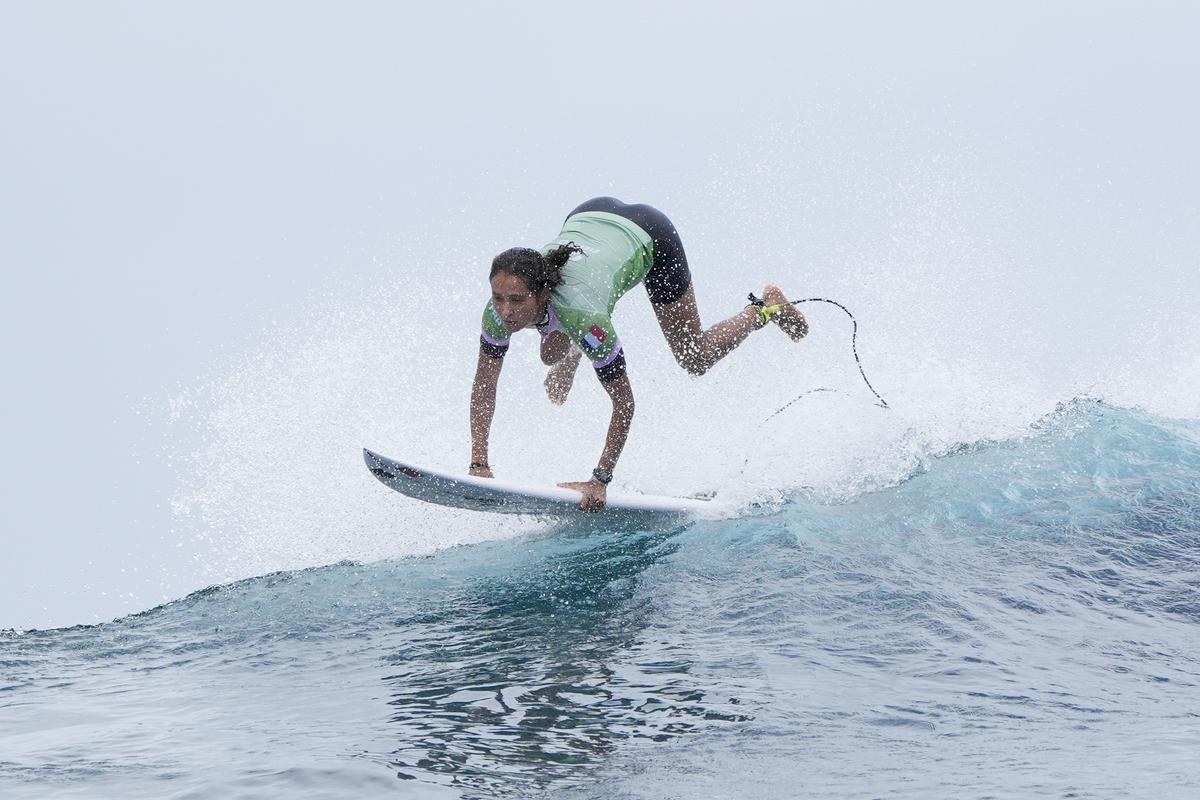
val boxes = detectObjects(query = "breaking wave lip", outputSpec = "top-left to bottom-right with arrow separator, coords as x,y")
3,397 -> 1197,799
8,396 -> 1198,640
731,394 -> 1199,515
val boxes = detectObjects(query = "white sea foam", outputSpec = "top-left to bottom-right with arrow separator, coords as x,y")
167,123 -> 1199,585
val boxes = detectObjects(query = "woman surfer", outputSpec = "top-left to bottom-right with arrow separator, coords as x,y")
470,197 -> 808,512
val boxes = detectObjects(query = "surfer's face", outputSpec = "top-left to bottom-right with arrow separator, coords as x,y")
491,272 -> 548,332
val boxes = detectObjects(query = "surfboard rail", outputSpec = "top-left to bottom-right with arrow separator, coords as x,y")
363,448 -> 716,519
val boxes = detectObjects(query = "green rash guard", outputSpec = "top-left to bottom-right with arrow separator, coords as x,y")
480,210 -> 654,381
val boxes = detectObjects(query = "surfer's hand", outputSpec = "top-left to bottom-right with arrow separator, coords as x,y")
558,479 -> 607,513
469,464 -> 494,479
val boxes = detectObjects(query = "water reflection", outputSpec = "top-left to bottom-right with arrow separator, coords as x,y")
377,524 -> 748,796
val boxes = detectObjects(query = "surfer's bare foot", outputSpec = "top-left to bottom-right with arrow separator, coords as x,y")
544,359 -> 576,405
762,284 -> 808,341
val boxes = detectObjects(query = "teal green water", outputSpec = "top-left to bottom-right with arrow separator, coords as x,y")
3,402 -> 1199,798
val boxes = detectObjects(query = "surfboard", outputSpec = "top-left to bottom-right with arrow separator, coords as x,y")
364,448 -> 718,519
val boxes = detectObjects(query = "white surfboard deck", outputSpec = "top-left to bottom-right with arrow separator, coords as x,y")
364,448 -> 720,519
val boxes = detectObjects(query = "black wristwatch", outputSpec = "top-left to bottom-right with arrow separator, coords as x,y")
591,467 -> 613,485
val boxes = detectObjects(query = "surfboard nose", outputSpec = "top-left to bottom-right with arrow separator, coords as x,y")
364,448 -> 424,481
363,448 -> 394,477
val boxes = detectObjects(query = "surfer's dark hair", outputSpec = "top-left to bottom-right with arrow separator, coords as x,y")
490,242 -> 582,293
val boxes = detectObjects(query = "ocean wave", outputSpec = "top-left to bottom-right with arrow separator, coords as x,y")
4,401 -> 1198,797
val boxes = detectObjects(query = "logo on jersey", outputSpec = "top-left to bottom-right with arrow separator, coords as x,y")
583,324 -> 606,352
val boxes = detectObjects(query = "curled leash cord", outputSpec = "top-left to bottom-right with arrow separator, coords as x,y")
755,387 -> 841,430
747,293 -> 891,418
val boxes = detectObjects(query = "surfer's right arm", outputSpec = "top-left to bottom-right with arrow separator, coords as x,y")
472,301 -> 514,477
469,347 -> 503,478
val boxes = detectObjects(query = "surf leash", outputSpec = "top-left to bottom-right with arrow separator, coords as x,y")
747,293 -> 891,415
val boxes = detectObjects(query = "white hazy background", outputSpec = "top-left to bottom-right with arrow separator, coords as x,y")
2,1 -> 1197,630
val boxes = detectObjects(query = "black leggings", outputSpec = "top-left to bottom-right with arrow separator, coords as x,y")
565,197 -> 692,305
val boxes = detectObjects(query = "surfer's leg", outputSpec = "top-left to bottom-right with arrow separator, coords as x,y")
651,286 -> 763,375
652,285 -> 807,375
564,198 -> 805,375
624,203 -> 804,373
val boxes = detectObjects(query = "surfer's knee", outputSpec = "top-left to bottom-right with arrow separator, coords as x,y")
675,352 -> 710,376
669,341 -> 710,374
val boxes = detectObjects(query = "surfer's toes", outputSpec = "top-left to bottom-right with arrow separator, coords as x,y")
762,285 -> 808,341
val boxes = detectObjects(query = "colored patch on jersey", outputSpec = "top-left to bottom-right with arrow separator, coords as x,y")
583,324 -> 606,352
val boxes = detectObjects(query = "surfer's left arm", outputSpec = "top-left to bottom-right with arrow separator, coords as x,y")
539,329 -> 572,365
559,371 -> 634,512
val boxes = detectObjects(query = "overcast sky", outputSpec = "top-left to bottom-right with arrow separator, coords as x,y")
2,1 -> 1197,630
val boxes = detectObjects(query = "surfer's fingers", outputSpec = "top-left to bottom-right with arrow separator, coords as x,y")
558,480 -> 605,512
581,488 -> 607,513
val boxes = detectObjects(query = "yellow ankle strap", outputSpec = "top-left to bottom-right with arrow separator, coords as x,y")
760,303 -> 786,327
